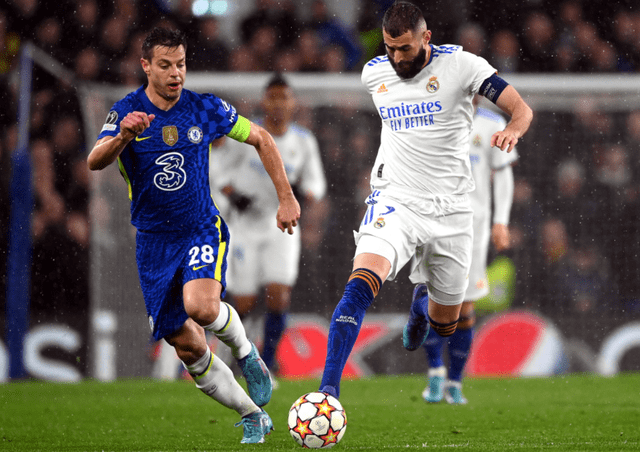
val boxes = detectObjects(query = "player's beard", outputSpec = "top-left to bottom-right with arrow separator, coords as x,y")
389,46 -> 427,79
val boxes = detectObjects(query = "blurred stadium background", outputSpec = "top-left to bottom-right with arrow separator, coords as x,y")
1,0 -> 640,383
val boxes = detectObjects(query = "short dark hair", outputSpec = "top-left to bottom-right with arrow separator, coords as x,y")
142,27 -> 188,61
382,1 -> 426,38
265,72 -> 290,91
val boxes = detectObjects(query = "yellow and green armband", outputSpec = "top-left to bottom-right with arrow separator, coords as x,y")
227,115 -> 251,143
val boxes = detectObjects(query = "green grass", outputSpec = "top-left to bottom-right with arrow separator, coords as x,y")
1,374 -> 638,451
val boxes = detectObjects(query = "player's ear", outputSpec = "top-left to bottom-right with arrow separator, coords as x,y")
141,58 -> 151,75
423,30 -> 432,46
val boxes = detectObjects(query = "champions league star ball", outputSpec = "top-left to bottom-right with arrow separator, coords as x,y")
288,392 -> 347,449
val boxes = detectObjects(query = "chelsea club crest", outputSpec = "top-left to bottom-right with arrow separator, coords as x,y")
188,126 -> 203,144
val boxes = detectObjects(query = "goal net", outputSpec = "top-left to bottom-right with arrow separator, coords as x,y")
80,73 -> 640,378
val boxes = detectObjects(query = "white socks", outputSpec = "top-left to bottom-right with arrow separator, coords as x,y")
428,366 -> 447,378
184,347 -> 258,417
204,302 -> 252,360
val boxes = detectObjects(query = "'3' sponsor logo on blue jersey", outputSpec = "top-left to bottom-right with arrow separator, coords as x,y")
154,152 -> 187,191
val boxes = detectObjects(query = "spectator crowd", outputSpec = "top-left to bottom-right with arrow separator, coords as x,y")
0,0 -> 639,349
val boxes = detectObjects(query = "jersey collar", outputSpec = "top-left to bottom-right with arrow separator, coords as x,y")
137,84 -> 185,116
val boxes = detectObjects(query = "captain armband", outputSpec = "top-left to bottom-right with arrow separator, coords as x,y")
227,115 -> 251,143
479,73 -> 509,104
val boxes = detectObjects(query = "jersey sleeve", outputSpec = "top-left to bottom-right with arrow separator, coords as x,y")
299,132 -> 327,201
456,50 -> 497,96
96,98 -> 133,141
361,57 -> 381,96
202,94 -> 240,139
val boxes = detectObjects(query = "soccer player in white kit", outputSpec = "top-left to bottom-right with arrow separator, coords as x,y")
422,98 -> 519,405
318,1 -> 533,400
212,73 -> 327,376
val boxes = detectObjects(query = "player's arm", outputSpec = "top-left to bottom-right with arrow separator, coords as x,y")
479,74 -> 533,153
87,112 -> 155,170
228,116 -> 300,234
491,164 -> 515,252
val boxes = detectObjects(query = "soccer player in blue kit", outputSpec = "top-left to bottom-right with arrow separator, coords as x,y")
317,1 -> 533,400
87,28 -> 300,444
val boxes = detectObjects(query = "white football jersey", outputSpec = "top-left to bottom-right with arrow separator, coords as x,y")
362,45 -> 497,196
468,107 -> 519,224
210,122 -> 326,223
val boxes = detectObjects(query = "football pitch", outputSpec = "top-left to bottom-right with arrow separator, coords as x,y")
1,374 -> 638,451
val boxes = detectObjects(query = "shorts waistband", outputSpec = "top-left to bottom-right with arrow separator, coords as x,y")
369,186 -> 469,216
375,185 -> 468,203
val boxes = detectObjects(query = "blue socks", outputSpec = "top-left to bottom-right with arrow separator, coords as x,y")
423,325 -> 474,382
423,327 -> 446,368
448,326 -> 473,382
320,269 -> 381,398
262,311 -> 286,370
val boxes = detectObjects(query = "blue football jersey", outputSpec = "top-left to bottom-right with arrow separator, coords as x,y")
98,86 -> 238,231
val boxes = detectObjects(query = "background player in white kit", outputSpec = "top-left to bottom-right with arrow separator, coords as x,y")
317,1 -> 533,400
422,96 -> 519,405
212,73 -> 327,379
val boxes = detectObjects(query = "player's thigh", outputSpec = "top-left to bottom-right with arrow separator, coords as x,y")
182,278 -> 224,322
261,228 -> 301,286
413,210 -> 474,304
181,218 -> 230,318
136,230 -> 190,342
355,195 -> 419,281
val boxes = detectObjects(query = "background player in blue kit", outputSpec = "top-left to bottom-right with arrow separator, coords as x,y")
317,1 -> 533,400
87,28 -> 300,444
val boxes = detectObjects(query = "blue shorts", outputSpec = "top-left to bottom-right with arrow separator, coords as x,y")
136,216 -> 230,341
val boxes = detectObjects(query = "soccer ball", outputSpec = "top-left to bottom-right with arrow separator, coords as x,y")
288,392 -> 347,449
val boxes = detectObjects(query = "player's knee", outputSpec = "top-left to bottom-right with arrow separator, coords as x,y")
428,317 -> 459,337
457,313 -> 475,329
184,295 -> 221,324
232,294 -> 258,317
264,283 -> 292,311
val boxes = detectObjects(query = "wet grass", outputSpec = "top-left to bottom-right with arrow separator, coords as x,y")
1,373 -> 638,451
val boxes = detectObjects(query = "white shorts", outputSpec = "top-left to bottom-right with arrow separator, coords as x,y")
354,188 -> 473,306
226,216 -> 301,295
465,215 -> 491,301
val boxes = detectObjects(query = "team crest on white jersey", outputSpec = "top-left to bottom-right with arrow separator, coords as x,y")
426,76 -> 440,93
188,126 -> 203,143
374,217 -> 386,228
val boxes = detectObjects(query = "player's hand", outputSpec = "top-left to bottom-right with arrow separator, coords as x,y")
119,111 -> 156,142
277,194 -> 301,235
491,223 -> 510,252
490,130 -> 518,153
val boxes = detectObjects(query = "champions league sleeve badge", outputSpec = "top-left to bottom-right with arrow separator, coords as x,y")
101,110 -> 118,132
